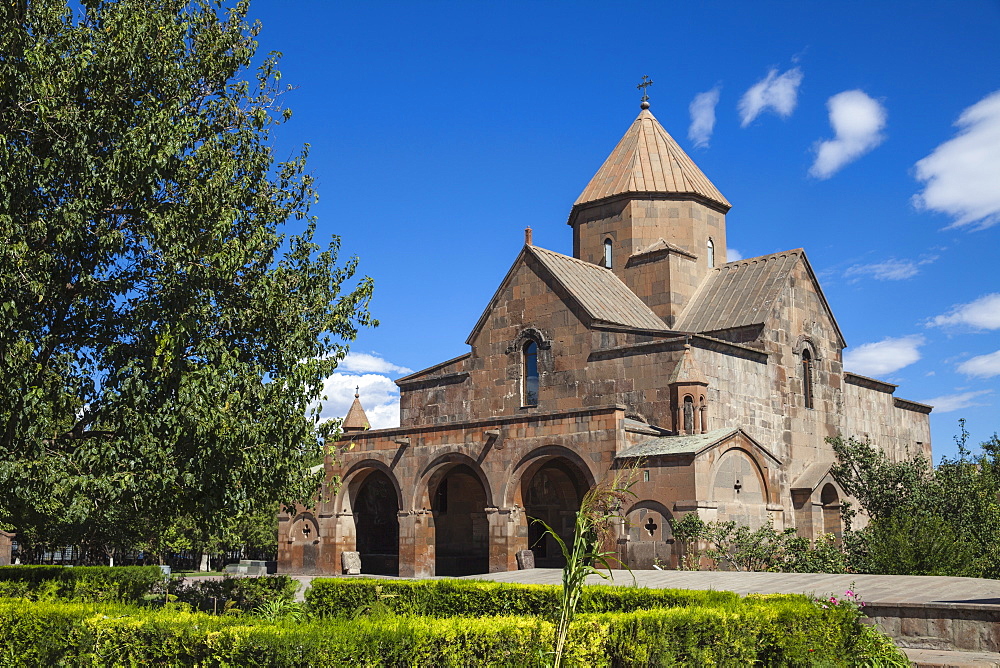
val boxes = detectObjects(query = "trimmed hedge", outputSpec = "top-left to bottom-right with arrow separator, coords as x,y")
305,577 -> 740,618
0,595 -> 905,666
0,565 -> 163,602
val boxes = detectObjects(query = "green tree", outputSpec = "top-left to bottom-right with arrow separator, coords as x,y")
0,0 -> 374,560
829,424 -> 1000,577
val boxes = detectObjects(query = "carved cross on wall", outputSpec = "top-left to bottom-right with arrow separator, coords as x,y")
734,478 -> 742,494
644,516 -> 658,536
301,524 -> 312,538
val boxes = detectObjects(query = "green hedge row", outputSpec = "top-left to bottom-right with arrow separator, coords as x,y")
0,596 -> 904,666
0,566 -> 163,602
305,577 -> 739,618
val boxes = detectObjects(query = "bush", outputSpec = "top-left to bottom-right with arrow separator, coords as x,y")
850,512 -> 984,577
0,565 -> 163,602
168,574 -> 300,613
0,593 -> 906,666
304,578 -> 738,619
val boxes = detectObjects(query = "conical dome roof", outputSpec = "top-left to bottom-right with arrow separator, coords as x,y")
573,108 -> 730,212
342,389 -> 370,433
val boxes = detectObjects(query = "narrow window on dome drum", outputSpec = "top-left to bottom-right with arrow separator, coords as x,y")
604,239 -> 613,269
707,238 -> 715,268
523,341 -> 538,406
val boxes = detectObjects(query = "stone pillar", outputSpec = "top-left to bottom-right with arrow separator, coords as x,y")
486,507 -> 527,573
0,531 -> 12,566
398,509 -> 434,578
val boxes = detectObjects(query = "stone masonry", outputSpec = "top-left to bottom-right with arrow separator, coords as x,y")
278,102 -> 931,577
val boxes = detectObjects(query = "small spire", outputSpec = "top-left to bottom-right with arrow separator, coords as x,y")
343,389 -> 370,433
355,385 -> 359,398
637,75 -> 653,110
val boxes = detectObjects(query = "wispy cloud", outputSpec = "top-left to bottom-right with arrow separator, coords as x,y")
726,247 -> 743,262
810,90 -> 887,179
844,335 -> 924,376
843,255 -> 936,281
688,86 -> 721,148
919,389 -> 992,413
958,350 -> 1000,378
929,293 -> 1000,330
913,89 -> 1000,230
738,67 -> 803,127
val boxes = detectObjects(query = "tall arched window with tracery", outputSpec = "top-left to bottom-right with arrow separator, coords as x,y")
522,341 -> 538,406
707,238 -> 715,268
802,348 -> 814,409
604,239 -> 613,269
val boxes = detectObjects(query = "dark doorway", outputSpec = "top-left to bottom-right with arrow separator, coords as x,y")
432,464 -> 489,576
354,470 -> 399,575
523,460 -> 586,568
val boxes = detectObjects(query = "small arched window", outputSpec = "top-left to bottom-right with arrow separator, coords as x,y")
707,238 -> 715,268
522,341 -> 538,406
683,395 -> 695,434
802,348 -> 814,409
604,239 -> 613,269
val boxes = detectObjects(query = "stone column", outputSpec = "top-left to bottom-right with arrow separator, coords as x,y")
398,509 -> 434,578
486,506 -> 527,572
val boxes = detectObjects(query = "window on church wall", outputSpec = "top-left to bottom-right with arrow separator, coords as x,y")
604,239 -> 613,269
802,348 -> 814,409
707,238 -> 715,268
683,395 -> 695,434
523,341 -> 539,406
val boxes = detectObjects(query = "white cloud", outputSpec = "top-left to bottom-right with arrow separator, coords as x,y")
810,90 -> 887,179
313,372 -> 401,429
843,335 -> 924,376
958,350 -> 1000,378
338,352 -> 413,375
726,247 -> 743,262
688,86 -> 721,148
930,293 -> 1000,330
738,67 -> 803,127
843,255 -> 935,281
913,90 -> 1000,230
919,389 -> 992,413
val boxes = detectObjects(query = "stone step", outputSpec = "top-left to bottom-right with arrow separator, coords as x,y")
903,647 -> 1000,667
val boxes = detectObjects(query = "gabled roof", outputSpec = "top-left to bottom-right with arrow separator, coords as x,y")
673,249 -> 847,348
572,108 -> 730,213
615,426 -> 781,464
467,245 -> 668,344
632,238 -> 697,260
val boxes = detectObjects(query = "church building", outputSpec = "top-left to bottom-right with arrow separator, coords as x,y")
278,98 -> 932,577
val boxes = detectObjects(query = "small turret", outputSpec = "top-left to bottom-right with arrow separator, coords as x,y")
342,387 -> 370,433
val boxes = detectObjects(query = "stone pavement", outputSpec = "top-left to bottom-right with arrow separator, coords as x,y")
460,569 -> 1000,606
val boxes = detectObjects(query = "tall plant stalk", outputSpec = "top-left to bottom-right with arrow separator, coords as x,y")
534,466 -> 637,667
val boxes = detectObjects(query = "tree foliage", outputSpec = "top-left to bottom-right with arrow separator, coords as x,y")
0,0 -> 374,558
829,424 -> 1000,578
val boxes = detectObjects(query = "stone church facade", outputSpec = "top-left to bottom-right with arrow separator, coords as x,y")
278,103 -> 931,577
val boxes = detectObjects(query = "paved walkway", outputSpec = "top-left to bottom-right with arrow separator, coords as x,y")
461,569 -> 1000,607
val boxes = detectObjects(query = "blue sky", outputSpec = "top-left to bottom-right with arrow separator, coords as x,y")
246,1 -> 1000,460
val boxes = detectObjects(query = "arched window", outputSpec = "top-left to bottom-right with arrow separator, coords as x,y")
802,348 -> 814,409
707,238 -> 715,268
683,395 -> 695,434
522,341 -> 538,406
604,239 -> 613,269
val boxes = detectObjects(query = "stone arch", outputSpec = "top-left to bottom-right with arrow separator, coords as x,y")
341,464 -> 401,576
415,453 -> 494,576
288,511 -> 320,543
623,500 -> 674,542
711,447 -> 770,528
507,446 -> 596,568
820,482 -> 842,539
